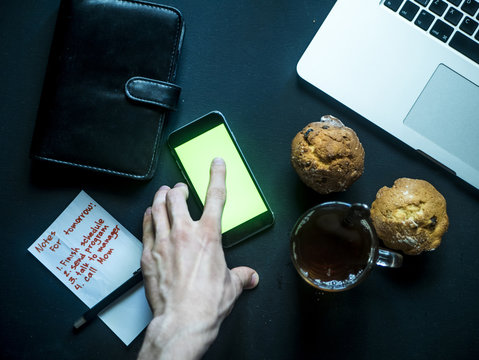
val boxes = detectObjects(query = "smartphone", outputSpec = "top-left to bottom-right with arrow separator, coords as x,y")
168,111 -> 274,247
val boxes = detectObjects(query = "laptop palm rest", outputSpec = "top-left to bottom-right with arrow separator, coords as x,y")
404,64 -> 479,170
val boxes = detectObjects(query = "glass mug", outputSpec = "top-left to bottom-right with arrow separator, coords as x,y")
290,202 -> 403,292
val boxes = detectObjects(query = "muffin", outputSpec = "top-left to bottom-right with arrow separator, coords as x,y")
291,115 -> 365,194
370,178 -> 449,255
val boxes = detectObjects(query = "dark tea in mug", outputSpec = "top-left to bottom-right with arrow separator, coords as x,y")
290,202 -> 376,291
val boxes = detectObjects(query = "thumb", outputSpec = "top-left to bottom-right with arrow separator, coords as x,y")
231,266 -> 259,291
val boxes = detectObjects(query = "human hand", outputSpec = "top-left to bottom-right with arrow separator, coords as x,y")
138,158 -> 259,360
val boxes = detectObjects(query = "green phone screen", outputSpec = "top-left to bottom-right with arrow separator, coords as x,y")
174,123 -> 268,232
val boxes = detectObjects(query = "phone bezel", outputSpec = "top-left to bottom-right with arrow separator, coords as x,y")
168,111 -> 274,247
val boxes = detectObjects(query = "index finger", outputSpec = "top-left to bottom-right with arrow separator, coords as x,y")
200,157 -> 226,230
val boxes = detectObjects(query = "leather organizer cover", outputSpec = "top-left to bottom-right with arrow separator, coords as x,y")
30,0 -> 184,179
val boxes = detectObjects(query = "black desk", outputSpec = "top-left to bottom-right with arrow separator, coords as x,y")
1,1 -> 479,359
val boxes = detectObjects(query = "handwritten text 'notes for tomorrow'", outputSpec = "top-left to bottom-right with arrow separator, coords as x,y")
28,191 -> 152,345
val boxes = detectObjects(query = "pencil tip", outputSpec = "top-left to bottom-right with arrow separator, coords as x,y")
73,316 -> 86,329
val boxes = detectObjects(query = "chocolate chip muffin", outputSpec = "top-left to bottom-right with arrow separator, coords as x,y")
370,178 -> 449,255
291,115 -> 365,194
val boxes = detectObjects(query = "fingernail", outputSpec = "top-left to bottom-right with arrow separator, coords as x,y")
159,185 -> 170,191
145,207 -> 152,216
212,157 -> 225,165
249,272 -> 259,288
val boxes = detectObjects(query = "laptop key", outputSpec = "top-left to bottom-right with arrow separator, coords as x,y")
400,1 -> 421,20
429,0 -> 448,16
460,16 -> 479,34
461,0 -> 479,16
385,0 -> 405,12
445,7 -> 464,25
415,10 -> 436,29
447,0 -> 462,5
430,19 -> 455,41
415,0 -> 431,6
449,31 -> 479,64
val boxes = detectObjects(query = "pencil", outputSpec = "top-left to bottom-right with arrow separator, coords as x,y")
73,268 -> 143,330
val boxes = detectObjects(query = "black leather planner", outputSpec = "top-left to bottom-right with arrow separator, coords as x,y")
30,0 -> 184,179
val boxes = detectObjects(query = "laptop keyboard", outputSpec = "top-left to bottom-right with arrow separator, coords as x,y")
384,0 -> 479,65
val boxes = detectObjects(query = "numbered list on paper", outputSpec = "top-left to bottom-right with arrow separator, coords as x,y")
28,191 -> 143,308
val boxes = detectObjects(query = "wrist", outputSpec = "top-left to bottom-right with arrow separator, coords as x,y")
138,312 -> 221,360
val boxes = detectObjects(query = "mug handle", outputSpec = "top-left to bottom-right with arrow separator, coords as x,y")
376,248 -> 403,268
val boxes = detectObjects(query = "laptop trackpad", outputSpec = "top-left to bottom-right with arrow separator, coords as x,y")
404,63 -> 479,170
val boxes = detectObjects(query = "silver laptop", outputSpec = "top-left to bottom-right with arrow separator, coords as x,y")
297,0 -> 479,190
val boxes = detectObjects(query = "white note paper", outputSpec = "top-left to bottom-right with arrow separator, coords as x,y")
28,191 -> 152,345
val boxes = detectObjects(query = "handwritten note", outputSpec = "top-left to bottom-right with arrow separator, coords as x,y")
28,191 -> 152,345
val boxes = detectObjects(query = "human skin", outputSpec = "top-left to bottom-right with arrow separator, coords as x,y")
138,157 -> 259,360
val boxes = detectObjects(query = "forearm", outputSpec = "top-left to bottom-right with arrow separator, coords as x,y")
138,313 -> 220,360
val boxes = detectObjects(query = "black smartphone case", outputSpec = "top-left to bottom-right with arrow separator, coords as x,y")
30,0 -> 184,179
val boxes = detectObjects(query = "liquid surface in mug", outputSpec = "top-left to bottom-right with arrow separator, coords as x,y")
291,207 -> 372,287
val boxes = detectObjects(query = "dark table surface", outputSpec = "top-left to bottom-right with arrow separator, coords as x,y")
1,0 -> 479,359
